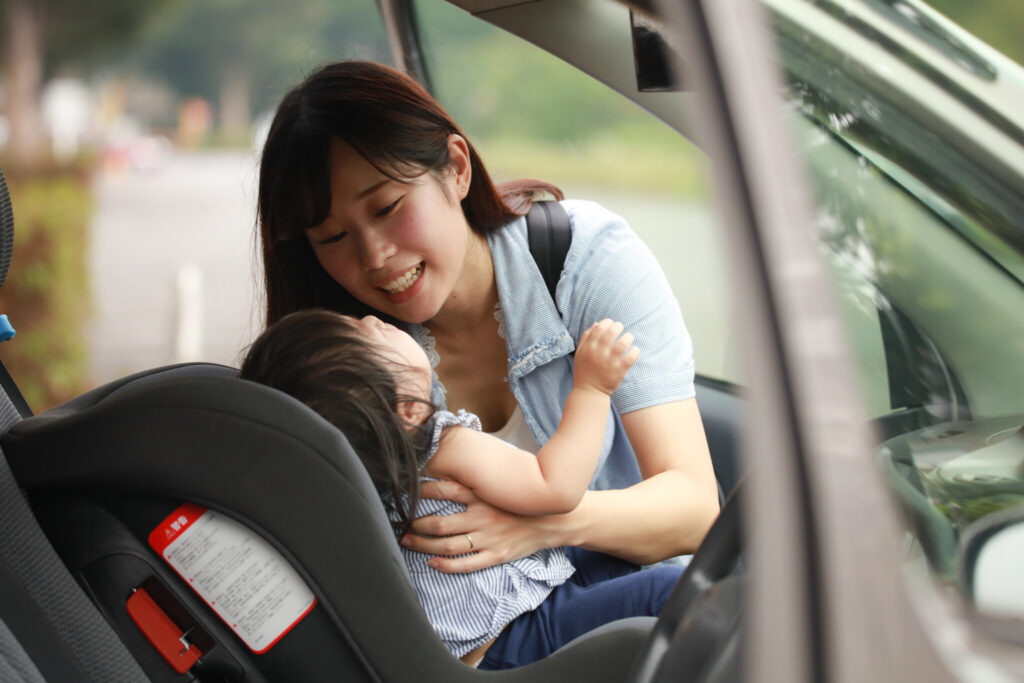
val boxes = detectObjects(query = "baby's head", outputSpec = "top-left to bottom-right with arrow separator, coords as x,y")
239,308 -> 435,529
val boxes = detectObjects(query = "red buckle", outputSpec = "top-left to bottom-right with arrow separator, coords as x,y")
126,587 -> 202,674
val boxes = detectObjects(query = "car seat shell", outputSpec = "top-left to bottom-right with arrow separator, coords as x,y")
3,364 -> 651,681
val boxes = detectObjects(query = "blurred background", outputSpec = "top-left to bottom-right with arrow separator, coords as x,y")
0,0 -> 1019,412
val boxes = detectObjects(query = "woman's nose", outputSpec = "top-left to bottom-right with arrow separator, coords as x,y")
358,228 -> 396,270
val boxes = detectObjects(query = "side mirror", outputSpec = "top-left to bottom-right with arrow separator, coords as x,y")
960,504 -> 1024,619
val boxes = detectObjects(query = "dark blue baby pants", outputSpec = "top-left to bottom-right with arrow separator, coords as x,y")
478,548 -> 682,670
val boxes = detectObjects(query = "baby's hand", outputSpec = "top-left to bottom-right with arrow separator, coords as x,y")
572,319 -> 640,396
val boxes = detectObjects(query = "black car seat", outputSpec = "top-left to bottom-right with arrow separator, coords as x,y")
0,169 -> 151,681
3,364 -> 654,682
0,173 -> 652,682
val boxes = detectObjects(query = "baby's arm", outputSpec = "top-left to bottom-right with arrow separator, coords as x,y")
425,319 -> 639,515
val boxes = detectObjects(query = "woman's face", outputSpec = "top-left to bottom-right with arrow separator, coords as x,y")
305,138 -> 472,324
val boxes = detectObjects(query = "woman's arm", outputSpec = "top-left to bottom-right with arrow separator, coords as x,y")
567,398 -> 719,562
402,398 -> 719,571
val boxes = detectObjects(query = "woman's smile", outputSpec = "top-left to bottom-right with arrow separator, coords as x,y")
378,262 -> 425,298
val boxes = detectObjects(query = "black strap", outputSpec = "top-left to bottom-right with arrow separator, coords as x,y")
0,359 -> 31,419
525,201 -> 572,312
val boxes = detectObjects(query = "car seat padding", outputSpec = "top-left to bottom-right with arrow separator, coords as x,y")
4,367 -> 652,682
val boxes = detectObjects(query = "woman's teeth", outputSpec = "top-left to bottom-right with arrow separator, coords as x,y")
381,263 -> 423,294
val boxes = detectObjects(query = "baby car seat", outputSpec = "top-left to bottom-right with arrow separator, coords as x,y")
2,363 -> 653,682
0,167 -> 650,681
0,168 -> 149,682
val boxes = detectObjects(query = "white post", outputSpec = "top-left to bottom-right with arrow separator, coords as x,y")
174,262 -> 203,362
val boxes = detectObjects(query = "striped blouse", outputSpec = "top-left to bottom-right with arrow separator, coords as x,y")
386,409 -> 574,658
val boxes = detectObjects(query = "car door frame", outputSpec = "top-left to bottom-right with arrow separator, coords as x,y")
378,0 -> 1024,680
663,0 -> 1022,681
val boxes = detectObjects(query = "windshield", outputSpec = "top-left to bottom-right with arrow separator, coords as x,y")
767,0 -> 1024,610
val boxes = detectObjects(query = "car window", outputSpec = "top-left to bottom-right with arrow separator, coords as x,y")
412,0 -> 739,386
767,0 -> 1024,617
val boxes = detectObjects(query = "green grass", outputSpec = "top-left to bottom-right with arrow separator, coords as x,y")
478,133 -> 709,200
0,166 -> 93,412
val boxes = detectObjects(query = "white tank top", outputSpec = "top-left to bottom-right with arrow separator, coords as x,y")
486,405 -> 540,454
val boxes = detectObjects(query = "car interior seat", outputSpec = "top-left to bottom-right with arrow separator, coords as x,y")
0,169 -> 151,682
0,171 -> 653,682
2,364 -> 655,682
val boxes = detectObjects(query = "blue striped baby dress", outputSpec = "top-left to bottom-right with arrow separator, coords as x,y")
386,409 -> 575,658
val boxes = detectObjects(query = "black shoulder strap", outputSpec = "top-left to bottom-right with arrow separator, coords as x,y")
0,359 -> 31,419
525,201 -> 571,312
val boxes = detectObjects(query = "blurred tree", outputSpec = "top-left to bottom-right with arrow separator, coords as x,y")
2,0 -> 46,167
1,0 -> 170,169
121,0 -> 388,144
924,0 -> 1024,65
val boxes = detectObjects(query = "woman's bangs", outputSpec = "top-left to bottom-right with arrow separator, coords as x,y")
273,128 -> 334,242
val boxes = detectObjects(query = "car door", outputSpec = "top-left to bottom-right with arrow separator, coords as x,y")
397,0 -> 1024,681
665,0 -> 1024,681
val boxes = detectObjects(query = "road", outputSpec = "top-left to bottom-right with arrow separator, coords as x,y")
89,150 -> 263,385
88,151 -> 731,388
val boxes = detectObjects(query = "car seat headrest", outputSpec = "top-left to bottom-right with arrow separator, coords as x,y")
2,363 -> 403,572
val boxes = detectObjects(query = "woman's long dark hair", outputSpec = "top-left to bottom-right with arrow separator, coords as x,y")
256,59 -> 562,325
239,309 -> 435,533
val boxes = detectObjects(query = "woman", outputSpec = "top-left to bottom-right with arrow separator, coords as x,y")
256,60 -> 719,577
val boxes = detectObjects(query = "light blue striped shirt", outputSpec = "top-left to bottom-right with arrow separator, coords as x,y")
387,409 -> 574,658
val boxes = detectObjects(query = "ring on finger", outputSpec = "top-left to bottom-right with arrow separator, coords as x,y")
466,533 -> 474,551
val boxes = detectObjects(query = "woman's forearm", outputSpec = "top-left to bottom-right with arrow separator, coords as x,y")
549,469 -> 720,564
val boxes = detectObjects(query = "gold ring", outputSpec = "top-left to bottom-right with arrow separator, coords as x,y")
466,533 -> 475,551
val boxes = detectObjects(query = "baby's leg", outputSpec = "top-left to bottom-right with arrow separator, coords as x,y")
564,546 -> 641,586
478,566 -> 682,671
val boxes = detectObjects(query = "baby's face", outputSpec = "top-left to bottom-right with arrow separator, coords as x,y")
348,315 -> 432,401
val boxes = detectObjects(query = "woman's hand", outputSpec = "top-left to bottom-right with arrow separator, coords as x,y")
400,480 -> 561,573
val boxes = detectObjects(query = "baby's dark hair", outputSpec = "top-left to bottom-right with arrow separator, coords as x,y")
239,309 -> 435,533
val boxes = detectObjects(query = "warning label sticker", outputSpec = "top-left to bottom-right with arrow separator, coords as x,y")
149,503 -> 316,653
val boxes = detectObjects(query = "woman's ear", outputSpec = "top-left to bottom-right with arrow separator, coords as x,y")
396,399 -> 431,426
447,134 -> 472,200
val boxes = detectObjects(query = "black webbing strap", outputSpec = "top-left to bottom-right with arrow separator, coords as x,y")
525,201 -> 572,313
0,359 -> 31,419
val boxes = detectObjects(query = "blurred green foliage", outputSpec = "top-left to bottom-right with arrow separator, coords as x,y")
924,0 -> 1024,65
0,168 -> 92,411
114,0 -> 390,123
0,0 -> 170,75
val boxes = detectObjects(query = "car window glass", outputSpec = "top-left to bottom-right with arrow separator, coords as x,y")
412,0 -> 739,386
767,0 -> 1024,620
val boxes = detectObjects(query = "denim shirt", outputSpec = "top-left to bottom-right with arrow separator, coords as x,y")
411,199 -> 695,492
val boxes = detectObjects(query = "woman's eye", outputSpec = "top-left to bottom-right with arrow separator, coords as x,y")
319,230 -> 348,245
375,196 -> 403,218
